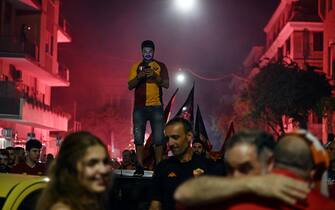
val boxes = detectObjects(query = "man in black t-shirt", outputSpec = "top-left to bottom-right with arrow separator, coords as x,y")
149,118 -> 213,210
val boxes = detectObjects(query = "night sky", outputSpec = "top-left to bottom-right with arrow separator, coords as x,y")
52,0 -> 279,148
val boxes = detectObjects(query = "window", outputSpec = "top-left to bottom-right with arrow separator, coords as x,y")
320,0 -> 326,17
329,0 -> 333,11
4,1 -> 11,24
332,59 -> 335,80
312,112 -> 322,124
329,47 -> 333,77
0,198 -> 5,209
50,36 -> 54,56
18,189 -> 43,210
303,30 -> 310,58
0,0 -> 2,25
277,47 -> 283,60
313,32 -> 323,51
285,38 -> 291,56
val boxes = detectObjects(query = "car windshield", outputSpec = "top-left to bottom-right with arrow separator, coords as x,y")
18,189 -> 42,210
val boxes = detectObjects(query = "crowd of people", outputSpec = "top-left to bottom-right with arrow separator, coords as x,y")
1,117 -> 335,210
0,142 -> 53,175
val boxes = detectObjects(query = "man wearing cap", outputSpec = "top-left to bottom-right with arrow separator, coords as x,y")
128,40 -> 169,176
11,139 -> 46,176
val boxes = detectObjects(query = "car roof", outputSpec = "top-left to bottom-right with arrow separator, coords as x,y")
0,173 -> 48,198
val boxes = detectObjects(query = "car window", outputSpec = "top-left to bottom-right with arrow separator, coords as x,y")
18,189 -> 42,210
0,197 -> 5,209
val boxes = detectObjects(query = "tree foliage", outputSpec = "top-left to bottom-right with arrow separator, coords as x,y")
244,60 -> 332,134
80,103 -> 131,150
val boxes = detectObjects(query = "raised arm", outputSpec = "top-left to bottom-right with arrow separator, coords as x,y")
174,174 -> 310,207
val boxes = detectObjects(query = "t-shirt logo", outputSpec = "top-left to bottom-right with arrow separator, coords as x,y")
150,62 -> 160,72
193,168 -> 204,177
168,171 -> 177,177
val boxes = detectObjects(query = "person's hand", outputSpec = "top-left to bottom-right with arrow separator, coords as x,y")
149,200 -> 162,210
247,174 -> 310,205
137,70 -> 146,80
145,68 -> 155,78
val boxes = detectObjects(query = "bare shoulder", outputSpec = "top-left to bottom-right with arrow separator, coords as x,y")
50,202 -> 72,210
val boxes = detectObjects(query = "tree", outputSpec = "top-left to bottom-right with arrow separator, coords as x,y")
80,102 -> 131,151
232,96 -> 266,131
244,60 -> 332,135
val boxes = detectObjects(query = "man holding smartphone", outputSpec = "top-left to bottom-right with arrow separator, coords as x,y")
128,40 -> 169,176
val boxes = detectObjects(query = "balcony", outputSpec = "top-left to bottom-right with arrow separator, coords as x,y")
58,64 -> 70,82
0,81 -> 69,131
0,36 -> 70,87
0,36 -> 37,59
11,0 -> 41,10
261,22 -> 323,66
58,16 -> 72,43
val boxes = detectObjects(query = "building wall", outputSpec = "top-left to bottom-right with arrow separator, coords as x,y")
266,2 -> 294,49
0,59 -> 52,105
244,0 -> 327,140
319,0 -> 335,142
291,30 -> 323,68
322,0 -> 335,77
0,0 -> 70,154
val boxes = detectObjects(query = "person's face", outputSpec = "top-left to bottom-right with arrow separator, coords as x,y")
327,142 -> 335,160
0,154 -> 8,165
77,145 -> 111,194
166,123 -> 192,157
225,143 -> 263,177
122,151 -> 131,165
142,47 -> 154,61
6,149 -> 15,164
18,150 -> 25,158
192,143 -> 204,155
330,159 -> 335,171
27,148 -> 41,162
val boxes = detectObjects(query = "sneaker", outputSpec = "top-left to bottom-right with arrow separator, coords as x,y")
133,166 -> 144,177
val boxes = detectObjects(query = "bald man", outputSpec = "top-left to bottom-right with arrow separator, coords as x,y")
227,130 -> 335,210
175,131 -> 335,210
262,132 -> 335,210
174,131 -> 310,208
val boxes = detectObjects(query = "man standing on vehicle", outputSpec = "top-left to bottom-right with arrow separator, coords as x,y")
128,40 -> 169,176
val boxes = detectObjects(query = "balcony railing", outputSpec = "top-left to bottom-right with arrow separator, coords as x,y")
58,64 -> 70,82
0,36 -> 38,60
17,0 -> 41,10
59,16 -> 70,35
0,81 -> 69,118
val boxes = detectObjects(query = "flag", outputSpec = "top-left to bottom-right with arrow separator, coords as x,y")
143,88 -> 179,167
194,105 -> 212,152
175,83 -> 195,127
163,88 -> 179,123
219,121 -> 235,154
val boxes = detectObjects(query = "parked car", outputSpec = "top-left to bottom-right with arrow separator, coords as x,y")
0,173 -> 48,210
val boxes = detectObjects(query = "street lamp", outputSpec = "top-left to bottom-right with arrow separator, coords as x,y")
176,72 -> 186,84
173,0 -> 197,13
